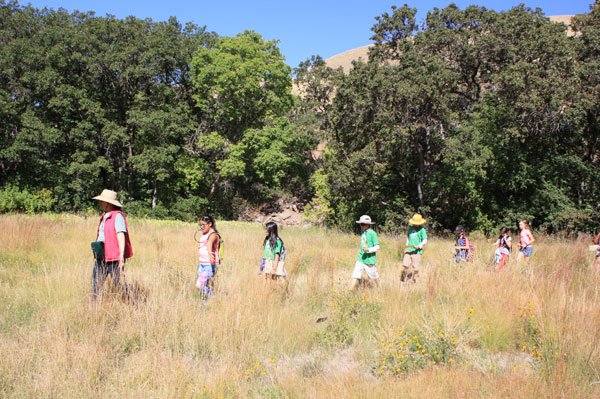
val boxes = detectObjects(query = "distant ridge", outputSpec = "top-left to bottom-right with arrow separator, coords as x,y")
324,15 -> 576,73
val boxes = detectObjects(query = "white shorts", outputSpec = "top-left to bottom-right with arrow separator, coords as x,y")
264,259 -> 287,277
352,261 -> 379,280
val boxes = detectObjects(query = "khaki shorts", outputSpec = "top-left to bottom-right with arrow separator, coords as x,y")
402,253 -> 421,271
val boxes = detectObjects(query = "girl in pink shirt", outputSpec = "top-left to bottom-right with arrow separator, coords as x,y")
196,215 -> 221,299
517,220 -> 535,263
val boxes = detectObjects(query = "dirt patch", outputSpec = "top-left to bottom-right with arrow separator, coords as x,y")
238,199 -> 305,226
270,348 -> 372,379
463,348 -> 538,373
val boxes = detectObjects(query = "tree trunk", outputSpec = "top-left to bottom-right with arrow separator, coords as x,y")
414,132 -> 425,208
210,175 -> 221,196
152,180 -> 157,209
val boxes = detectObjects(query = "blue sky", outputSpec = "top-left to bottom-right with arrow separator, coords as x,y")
24,0 -> 593,68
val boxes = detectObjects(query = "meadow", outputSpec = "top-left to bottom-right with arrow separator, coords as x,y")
1,214 -> 599,398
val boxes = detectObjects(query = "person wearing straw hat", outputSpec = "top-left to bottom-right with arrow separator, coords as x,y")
351,215 -> 380,289
91,189 -> 133,299
402,213 -> 427,283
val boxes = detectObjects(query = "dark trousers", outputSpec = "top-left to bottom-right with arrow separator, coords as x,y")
92,259 -> 121,298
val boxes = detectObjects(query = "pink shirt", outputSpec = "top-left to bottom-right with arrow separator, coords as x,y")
520,229 -> 533,248
198,231 -> 219,266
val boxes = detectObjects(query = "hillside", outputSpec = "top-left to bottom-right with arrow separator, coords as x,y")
324,15 -> 576,73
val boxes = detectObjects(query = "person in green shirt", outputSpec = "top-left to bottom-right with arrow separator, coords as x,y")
351,215 -> 380,289
262,221 -> 287,280
402,213 -> 428,283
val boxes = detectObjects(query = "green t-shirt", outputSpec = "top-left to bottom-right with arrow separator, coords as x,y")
264,238 -> 283,261
406,226 -> 427,254
357,229 -> 379,265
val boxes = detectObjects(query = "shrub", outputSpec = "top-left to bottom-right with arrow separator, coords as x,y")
373,329 -> 459,376
316,291 -> 380,347
0,185 -> 56,213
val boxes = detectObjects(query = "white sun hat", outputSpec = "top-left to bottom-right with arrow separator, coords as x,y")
92,189 -> 123,208
355,215 -> 375,224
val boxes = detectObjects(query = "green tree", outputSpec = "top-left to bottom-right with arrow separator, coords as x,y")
191,30 -> 293,141
321,3 -> 584,232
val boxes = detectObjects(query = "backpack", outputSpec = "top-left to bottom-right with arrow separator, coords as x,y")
279,241 -> 287,262
500,236 -> 512,252
466,238 -> 475,262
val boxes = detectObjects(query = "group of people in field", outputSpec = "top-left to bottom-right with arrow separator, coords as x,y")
450,221 -> 536,272
350,214 -> 540,288
90,188 -> 597,300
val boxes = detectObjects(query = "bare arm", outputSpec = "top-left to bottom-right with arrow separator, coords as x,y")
117,232 -> 125,269
207,233 -> 218,265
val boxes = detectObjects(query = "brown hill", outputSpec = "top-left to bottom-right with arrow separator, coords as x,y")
324,15 -> 575,73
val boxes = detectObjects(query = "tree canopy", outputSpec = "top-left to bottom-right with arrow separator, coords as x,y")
2,0 -> 600,233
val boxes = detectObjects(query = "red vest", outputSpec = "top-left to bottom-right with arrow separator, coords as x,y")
97,211 -> 133,262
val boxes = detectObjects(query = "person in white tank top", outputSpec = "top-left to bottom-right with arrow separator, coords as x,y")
196,215 -> 220,299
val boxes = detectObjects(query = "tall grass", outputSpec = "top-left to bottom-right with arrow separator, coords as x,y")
0,214 -> 599,398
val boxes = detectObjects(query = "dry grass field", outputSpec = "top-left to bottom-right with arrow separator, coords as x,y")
1,213 -> 599,398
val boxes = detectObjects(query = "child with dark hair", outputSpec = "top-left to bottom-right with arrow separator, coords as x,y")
494,227 -> 512,271
196,215 -> 220,298
262,221 -> 286,280
453,225 -> 472,262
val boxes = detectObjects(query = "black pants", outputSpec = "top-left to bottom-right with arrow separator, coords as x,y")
92,259 -> 121,299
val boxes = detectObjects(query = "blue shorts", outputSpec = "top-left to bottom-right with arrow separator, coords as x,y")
521,247 -> 533,257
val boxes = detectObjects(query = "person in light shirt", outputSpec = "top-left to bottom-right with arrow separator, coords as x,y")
91,189 -> 133,299
351,215 -> 380,289
517,220 -> 535,263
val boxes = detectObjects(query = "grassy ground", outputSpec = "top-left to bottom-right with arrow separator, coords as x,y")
1,214 -> 599,398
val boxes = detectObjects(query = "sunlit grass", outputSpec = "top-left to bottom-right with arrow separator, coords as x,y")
0,214 -> 599,398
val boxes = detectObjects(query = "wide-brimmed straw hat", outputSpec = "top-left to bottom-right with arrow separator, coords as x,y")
92,189 -> 123,208
408,213 -> 426,226
356,215 -> 375,225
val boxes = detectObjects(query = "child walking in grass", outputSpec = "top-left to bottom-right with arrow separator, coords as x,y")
351,215 -> 380,289
262,221 -> 287,281
196,215 -> 220,299
453,225 -> 473,263
494,227 -> 512,271
402,214 -> 427,283
517,220 -> 535,263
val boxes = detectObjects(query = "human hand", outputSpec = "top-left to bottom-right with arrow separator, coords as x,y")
118,257 -> 125,271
